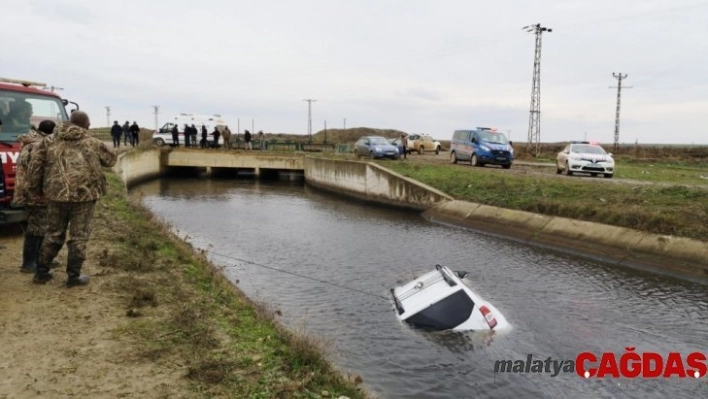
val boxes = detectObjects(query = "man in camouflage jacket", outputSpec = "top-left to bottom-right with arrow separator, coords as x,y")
13,120 -> 56,273
27,111 -> 117,287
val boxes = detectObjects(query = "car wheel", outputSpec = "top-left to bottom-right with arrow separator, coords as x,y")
591,173 -> 598,177
556,161 -> 562,174
450,152 -> 458,164
502,164 -> 511,169
435,146 -> 440,155
565,162 -> 573,176
418,146 -> 424,155
470,154 -> 478,167
154,138 -> 165,147
370,151 -> 375,159
604,174 -> 613,179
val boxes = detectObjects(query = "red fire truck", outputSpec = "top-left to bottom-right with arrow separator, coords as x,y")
0,77 -> 78,225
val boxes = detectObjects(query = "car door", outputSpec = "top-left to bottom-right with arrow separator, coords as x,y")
557,145 -> 570,167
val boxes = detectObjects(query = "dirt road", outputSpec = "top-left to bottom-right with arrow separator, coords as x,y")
0,226 -> 188,398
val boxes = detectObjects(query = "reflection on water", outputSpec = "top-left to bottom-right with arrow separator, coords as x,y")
133,177 -> 708,399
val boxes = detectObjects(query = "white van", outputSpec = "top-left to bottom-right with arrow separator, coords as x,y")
152,113 -> 228,146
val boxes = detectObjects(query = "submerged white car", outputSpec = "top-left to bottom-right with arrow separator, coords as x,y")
390,264 -> 510,332
556,141 -> 615,178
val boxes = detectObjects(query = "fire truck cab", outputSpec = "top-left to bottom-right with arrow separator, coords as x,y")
0,77 -> 77,225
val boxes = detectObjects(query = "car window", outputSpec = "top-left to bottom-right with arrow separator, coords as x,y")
572,145 -> 606,154
369,137 -> 389,145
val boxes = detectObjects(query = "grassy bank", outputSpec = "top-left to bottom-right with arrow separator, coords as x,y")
96,172 -> 366,398
380,161 -> 708,242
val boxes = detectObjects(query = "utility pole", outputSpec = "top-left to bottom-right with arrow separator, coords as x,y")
105,106 -> 111,127
610,73 -> 632,152
251,118 -> 254,133
324,120 -> 327,144
303,99 -> 317,143
523,23 -> 552,157
151,105 -> 159,130
343,118 -> 346,130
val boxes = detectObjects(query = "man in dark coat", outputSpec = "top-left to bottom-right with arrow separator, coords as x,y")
183,124 -> 191,148
171,124 -> 179,147
129,121 -> 140,146
110,121 -> 122,148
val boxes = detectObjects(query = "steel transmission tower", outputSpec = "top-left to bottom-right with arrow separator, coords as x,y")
105,106 -> 111,127
303,98 -> 317,143
523,24 -> 552,156
151,105 -> 159,130
609,73 -> 632,152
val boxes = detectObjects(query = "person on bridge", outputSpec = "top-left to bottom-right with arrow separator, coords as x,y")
27,111 -> 117,287
171,124 -> 179,147
200,125 -> 208,148
190,124 -> 198,147
258,131 -> 265,150
222,126 -> 232,150
14,119 -> 56,274
400,133 -> 408,160
183,124 -> 191,148
244,130 -> 252,150
212,127 -> 220,148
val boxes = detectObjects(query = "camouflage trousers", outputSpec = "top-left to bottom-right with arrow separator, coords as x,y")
39,201 -> 96,268
26,205 -> 48,236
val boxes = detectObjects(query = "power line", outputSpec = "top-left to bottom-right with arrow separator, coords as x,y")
610,73 -> 632,151
523,24 -> 552,157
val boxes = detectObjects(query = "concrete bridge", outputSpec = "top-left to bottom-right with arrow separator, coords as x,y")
158,148 -> 305,178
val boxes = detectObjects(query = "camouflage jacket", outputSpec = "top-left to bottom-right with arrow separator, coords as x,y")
27,122 -> 117,202
12,129 -> 52,206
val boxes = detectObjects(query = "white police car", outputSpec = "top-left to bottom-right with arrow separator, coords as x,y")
556,141 -> 615,178
391,264 -> 510,332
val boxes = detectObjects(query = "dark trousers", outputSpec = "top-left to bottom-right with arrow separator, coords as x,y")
112,136 -> 120,148
172,134 -> 179,147
38,201 -> 96,278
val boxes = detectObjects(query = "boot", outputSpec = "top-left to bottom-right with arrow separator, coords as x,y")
20,233 -> 42,274
66,260 -> 89,288
33,261 -> 54,284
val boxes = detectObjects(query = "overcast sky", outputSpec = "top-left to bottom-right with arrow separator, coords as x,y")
2,0 -> 707,144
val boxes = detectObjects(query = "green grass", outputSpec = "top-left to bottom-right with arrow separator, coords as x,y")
97,172 -> 366,398
379,161 -> 708,241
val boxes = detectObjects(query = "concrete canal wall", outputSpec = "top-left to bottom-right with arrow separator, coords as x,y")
113,150 -> 708,282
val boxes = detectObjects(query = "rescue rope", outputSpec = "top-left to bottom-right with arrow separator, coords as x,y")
208,251 -> 392,301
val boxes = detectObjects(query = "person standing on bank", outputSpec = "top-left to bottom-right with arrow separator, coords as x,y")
400,133 -> 408,160
27,111 -> 117,287
129,121 -> 140,146
183,124 -> 191,148
212,127 -> 220,148
14,120 -> 56,273
110,120 -> 121,148
258,131 -> 265,150
122,120 -> 130,146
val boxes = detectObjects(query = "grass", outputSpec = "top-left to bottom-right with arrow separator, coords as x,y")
96,172 -> 366,398
378,161 -> 708,242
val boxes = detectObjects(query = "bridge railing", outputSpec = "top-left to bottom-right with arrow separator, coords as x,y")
227,139 -> 341,153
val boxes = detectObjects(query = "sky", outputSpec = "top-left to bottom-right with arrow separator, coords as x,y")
2,0 -> 707,144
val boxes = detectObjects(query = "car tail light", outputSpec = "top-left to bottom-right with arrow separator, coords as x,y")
479,306 -> 497,329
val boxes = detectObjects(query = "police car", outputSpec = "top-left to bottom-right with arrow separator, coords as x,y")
556,141 -> 615,178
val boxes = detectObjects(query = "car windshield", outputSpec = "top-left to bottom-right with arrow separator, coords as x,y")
369,137 -> 390,145
479,131 -> 508,144
0,90 -> 68,142
572,145 -> 607,155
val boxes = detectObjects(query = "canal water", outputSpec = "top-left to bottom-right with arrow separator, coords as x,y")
132,177 -> 708,399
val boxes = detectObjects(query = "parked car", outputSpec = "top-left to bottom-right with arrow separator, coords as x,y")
407,134 -> 442,155
354,136 -> 400,159
556,141 -> 615,178
450,127 -> 514,169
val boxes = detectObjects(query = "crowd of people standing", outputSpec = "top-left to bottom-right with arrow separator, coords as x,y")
110,120 -> 140,148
